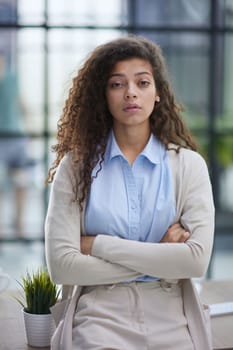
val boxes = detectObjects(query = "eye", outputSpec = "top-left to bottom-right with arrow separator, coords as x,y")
109,81 -> 125,89
138,80 -> 151,87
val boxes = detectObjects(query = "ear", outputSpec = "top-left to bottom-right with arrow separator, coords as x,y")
155,96 -> 160,102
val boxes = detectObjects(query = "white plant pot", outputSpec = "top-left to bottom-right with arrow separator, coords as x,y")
23,309 -> 56,347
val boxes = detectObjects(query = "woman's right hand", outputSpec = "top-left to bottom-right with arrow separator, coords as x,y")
160,223 -> 190,243
81,236 -> 96,255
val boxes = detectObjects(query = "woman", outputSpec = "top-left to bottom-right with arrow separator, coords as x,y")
45,35 -> 215,349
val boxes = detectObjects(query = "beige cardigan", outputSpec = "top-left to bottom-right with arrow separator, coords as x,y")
45,146 -> 215,349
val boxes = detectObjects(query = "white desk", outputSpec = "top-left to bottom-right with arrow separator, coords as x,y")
199,279 -> 233,350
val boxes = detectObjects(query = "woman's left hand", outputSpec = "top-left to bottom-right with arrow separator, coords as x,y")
81,236 -> 96,255
160,223 -> 190,243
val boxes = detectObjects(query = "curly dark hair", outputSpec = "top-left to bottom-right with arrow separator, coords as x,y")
47,35 -> 197,209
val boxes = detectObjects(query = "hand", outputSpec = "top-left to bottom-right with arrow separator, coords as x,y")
160,223 -> 190,243
81,236 -> 96,255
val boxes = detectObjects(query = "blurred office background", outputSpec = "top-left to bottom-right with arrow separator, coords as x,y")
0,0 -> 232,288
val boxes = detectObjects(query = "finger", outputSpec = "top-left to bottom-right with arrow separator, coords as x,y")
178,231 -> 190,243
168,223 -> 180,231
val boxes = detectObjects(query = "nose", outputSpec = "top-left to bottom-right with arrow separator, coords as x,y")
125,83 -> 137,99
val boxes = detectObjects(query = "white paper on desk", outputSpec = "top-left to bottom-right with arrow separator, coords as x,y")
209,302 -> 233,316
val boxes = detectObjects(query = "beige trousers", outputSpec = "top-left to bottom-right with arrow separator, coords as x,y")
72,280 -> 195,350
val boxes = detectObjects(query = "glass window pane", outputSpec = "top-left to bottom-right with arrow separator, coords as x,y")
17,29 -> 45,133
133,0 -> 210,27
0,242 -> 45,289
167,36 -> 209,130
47,137 -> 56,165
17,0 -> 45,25
0,38 -> 22,135
220,34 -> 233,128
216,134 -> 233,170
0,29 -> 17,68
216,33 -> 233,213
214,32 -> 233,213
48,0 -> 126,26
0,0 -> 17,23
218,134 -> 233,212
220,0 -> 233,27
0,138 -> 45,238
22,138 -> 45,238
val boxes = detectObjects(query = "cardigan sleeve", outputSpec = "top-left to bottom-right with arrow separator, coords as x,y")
45,154 -> 143,286
92,150 -> 215,279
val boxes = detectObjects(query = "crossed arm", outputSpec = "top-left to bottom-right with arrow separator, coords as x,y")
81,223 -> 190,255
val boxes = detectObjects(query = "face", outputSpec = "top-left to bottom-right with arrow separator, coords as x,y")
106,58 -> 159,132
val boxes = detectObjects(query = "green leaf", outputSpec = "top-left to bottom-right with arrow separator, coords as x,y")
15,267 -> 60,314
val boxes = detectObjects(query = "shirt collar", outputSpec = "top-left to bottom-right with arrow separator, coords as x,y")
105,130 -> 163,165
140,133 -> 163,165
105,130 -> 123,164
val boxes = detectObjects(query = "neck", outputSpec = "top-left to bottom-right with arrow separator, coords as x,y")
113,124 -> 151,164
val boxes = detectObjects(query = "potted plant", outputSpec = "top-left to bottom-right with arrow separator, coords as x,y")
16,268 -> 60,348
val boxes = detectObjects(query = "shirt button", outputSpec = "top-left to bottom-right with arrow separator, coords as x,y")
131,201 -> 137,209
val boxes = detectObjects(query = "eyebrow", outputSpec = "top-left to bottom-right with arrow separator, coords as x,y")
108,71 -> 152,78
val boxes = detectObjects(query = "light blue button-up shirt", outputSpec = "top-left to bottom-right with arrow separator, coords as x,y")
85,130 -> 176,281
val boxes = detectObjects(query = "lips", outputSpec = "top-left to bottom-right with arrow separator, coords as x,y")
123,104 -> 141,112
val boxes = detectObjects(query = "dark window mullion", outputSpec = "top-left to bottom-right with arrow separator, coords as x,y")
43,0 -> 49,225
